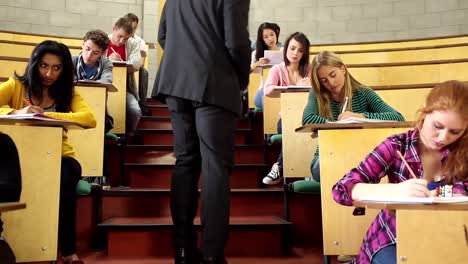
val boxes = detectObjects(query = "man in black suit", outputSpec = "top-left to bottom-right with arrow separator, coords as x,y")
152,0 -> 251,263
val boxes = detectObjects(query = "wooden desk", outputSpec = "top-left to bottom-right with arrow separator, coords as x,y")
280,90 -> 312,177
296,123 -> 414,259
354,201 -> 468,264
68,82 -> 116,176
0,120 -> 76,262
263,84 -> 309,135
107,62 -> 129,134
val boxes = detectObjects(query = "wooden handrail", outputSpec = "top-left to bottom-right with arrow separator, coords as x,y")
0,29 -> 82,40
0,30 -> 157,49
347,58 -> 468,68
312,33 -> 468,47
0,39 -> 81,49
309,42 -> 468,55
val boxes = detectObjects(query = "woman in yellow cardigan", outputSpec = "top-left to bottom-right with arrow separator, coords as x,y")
0,40 -> 96,264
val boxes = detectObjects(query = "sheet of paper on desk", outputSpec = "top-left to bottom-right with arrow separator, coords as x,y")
273,85 -> 312,90
358,196 -> 468,204
263,50 -> 283,65
330,117 -> 392,124
0,113 -> 67,122
78,80 -> 110,85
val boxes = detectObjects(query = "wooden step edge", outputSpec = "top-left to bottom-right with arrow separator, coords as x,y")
140,116 -> 171,120
124,163 -> 267,168
137,128 -> 252,133
98,215 -> 291,230
125,144 -> 266,149
102,187 -> 283,195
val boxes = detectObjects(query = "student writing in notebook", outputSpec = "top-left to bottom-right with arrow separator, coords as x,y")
302,51 -> 404,182
332,80 -> 468,264
107,17 -> 142,138
0,40 -> 97,264
262,32 -> 311,185
250,22 -> 282,109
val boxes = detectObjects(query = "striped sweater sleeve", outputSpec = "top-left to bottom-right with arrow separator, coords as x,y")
359,88 -> 405,121
302,89 -> 330,125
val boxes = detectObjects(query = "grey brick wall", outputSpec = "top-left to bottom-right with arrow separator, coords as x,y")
1,0 -> 468,97
249,0 -> 468,44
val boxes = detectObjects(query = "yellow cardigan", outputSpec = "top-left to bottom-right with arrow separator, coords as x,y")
0,77 -> 97,158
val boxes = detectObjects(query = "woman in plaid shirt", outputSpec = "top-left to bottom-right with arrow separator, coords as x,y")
332,80 -> 468,264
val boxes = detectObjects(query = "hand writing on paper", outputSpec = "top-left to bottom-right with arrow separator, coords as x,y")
338,111 -> 365,120
396,179 -> 430,198
10,105 -> 44,115
109,52 -> 122,62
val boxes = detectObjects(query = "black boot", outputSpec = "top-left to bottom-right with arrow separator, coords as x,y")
174,248 -> 200,264
202,256 -> 228,264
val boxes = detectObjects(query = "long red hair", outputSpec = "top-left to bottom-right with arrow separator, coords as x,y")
416,80 -> 468,182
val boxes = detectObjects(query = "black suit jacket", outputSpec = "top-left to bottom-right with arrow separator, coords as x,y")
153,0 -> 251,115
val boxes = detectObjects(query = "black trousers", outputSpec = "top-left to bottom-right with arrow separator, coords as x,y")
277,118 -> 283,167
58,156 -> 81,256
166,96 -> 237,257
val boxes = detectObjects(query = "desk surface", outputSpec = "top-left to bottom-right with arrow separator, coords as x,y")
354,201 -> 468,211
0,117 -> 84,129
0,202 -> 26,212
296,121 -> 414,133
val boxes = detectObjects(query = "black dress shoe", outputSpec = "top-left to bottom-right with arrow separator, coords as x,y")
202,256 -> 228,264
175,248 -> 199,264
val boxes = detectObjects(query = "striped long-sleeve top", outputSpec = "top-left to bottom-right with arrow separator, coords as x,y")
332,129 -> 468,263
302,86 -> 405,170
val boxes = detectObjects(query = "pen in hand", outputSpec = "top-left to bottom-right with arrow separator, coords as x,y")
396,150 -> 417,179
23,97 -> 32,106
341,96 -> 349,114
110,47 -> 122,61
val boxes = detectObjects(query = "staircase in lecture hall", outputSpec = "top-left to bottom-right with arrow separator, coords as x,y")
95,99 -> 291,259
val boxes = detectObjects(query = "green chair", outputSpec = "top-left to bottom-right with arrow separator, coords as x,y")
76,179 -> 91,195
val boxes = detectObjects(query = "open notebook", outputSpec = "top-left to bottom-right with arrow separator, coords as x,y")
0,113 -> 72,123
273,85 -> 312,90
358,196 -> 468,204
328,117 -> 393,124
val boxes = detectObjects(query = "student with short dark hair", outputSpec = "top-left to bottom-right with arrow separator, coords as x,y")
73,29 -> 113,83
0,40 -> 97,264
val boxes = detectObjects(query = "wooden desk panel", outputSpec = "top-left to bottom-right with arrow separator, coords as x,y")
0,124 -> 62,262
281,92 -> 315,178
396,210 -> 468,263
68,86 -> 106,176
318,128 -> 410,255
107,65 -> 127,134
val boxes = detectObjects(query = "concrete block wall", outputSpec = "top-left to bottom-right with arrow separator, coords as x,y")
249,0 -> 468,44
2,0 -> 468,96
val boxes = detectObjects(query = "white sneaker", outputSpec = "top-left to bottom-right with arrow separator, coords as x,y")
262,162 -> 283,185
